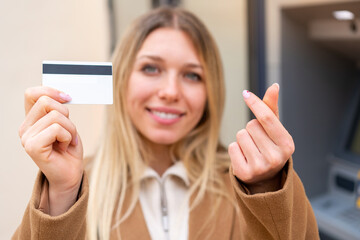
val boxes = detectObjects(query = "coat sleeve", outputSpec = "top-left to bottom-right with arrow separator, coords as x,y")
12,171 -> 89,240
229,157 -> 320,240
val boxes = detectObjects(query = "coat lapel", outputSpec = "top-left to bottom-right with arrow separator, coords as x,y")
188,174 -> 236,240
118,201 -> 152,240
111,188 -> 152,240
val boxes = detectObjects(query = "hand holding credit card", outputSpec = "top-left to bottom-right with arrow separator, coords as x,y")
42,61 -> 113,104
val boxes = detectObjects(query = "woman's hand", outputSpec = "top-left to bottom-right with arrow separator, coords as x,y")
228,84 -> 295,194
18,86 -> 84,215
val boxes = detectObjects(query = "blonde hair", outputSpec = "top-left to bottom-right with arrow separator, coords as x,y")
87,7 -> 231,239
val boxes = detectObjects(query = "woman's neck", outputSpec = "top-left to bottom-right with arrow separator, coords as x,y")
144,140 -> 174,176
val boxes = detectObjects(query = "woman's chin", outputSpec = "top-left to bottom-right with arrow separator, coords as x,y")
145,134 -> 183,146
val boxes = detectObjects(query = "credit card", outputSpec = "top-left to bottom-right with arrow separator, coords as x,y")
42,61 -> 113,104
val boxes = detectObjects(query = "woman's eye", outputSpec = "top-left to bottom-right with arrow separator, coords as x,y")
185,72 -> 202,82
142,65 -> 159,74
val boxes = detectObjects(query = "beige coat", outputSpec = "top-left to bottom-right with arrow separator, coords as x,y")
12,159 -> 319,239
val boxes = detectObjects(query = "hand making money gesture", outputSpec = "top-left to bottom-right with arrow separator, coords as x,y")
228,83 -> 295,194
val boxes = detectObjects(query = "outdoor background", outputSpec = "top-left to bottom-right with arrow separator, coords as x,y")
0,0 -> 353,238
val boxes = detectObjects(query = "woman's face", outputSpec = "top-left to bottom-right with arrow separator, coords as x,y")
126,28 -> 207,146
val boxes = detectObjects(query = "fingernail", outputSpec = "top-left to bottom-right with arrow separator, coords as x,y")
74,136 -> 78,145
273,83 -> 280,91
242,90 -> 251,99
59,92 -> 72,102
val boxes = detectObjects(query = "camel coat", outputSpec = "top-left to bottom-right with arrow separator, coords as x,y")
12,159 -> 319,239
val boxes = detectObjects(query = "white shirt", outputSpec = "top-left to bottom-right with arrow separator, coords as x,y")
139,161 -> 190,240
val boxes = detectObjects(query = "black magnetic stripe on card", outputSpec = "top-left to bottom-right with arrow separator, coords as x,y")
43,64 -> 112,75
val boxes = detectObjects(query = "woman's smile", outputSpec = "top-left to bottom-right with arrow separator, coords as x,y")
146,106 -> 185,125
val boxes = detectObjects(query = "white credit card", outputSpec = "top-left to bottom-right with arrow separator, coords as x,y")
42,61 -> 113,104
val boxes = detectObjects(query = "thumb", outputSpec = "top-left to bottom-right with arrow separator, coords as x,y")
262,83 -> 280,119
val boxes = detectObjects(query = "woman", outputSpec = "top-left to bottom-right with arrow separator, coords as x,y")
13,7 -> 319,240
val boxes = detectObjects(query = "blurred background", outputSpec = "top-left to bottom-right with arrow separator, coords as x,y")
1,0 -> 360,239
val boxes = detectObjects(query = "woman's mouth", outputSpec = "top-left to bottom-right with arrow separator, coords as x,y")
146,107 -> 185,125
151,110 -> 180,119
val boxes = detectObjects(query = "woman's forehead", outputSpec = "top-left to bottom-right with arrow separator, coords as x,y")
136,28 -> 202,65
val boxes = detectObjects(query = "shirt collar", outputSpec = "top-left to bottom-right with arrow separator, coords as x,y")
141,161 -> 190,187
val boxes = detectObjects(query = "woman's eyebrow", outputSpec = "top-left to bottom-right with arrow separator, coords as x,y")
136,55 -> 164,62
185,63 -> 203,69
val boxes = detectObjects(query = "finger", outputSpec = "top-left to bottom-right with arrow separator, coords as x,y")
236,129 -> 262,166
21,110 -> 77,147
38,123 -> 72,153
24,123 -> 72,159
245,119 -> 277,156
262,83 -> 279,119
24,86 -> 72,115
19,96 -> 70,137
242,90 -> 290,147
228,142 -> 250,179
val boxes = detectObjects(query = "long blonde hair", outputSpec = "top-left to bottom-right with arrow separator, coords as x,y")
87,7 -> 231,239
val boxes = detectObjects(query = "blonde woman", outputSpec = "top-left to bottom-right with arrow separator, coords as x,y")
13,7 -> 319,240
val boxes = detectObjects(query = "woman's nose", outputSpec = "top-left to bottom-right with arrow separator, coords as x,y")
158,74 -> 180,102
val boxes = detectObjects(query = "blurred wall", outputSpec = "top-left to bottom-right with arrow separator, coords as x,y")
0,0 -> 110,238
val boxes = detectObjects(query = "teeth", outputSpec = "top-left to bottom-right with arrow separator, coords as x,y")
152,110 -> 180,119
